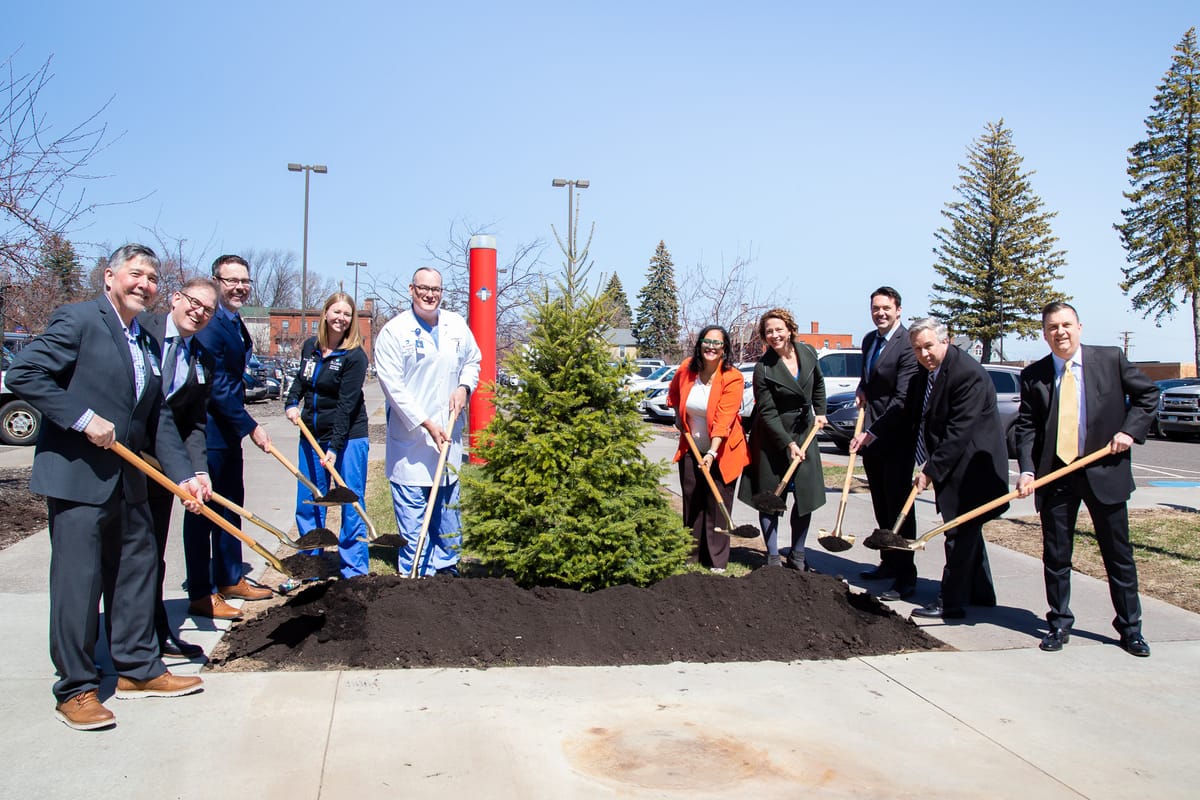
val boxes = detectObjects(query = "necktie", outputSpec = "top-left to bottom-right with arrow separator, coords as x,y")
162,336 -> 180,397
914,371 -> 935,466
868,335 -> 885,373
1056,359 -> 1079,464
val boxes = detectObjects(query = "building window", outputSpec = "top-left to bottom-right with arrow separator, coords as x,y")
824,339 -> 830,348
282,321 -> 290,332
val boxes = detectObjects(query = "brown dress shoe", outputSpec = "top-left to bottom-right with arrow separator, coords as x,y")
188,593 -> 243,620
55,689 -> 116,730
217,578 -> 273,601
116,670 -> 203,699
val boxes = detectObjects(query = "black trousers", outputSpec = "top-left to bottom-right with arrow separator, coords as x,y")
862,448 -> 917,585
1040,471 -> 1142,638
148,487 -> 182,647
48,489 -> 164,702
679,453 -> 732,569
939,520 -> 996,612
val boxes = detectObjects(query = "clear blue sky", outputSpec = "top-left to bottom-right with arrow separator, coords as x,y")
6,1 -> 1198,362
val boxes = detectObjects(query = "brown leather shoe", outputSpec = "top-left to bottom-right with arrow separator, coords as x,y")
188,593 -> 243,620
55,689 -> 116,730
217,578 -> 272,601
115,670 -> 203,699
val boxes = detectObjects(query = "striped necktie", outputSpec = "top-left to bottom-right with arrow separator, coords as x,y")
914,372 -> 935,466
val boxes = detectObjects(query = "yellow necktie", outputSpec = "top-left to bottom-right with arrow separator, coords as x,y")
1056,359 -> 1079,464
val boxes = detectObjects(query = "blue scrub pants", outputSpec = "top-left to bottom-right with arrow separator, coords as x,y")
391,480 -> 461,577
295,436 -> 370,578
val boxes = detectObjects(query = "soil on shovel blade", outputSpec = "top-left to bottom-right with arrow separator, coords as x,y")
211,566 -> 942,671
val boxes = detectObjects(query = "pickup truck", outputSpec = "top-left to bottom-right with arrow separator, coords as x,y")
0,350 -> 42,445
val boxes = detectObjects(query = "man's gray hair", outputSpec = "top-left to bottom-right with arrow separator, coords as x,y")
108,243 -> 160,273
908,317 -> 948,342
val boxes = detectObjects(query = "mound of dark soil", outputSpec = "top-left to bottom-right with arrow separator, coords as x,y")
0,467 -> 45,551
211,566 -> 941,671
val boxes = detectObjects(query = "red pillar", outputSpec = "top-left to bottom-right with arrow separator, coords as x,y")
467,235 -> 497,463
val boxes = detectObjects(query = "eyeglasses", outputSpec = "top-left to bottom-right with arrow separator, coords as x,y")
411,284 -> 444,296
700,338 -> 725,348
216,276 -> 253,288
178,291 -> 216,317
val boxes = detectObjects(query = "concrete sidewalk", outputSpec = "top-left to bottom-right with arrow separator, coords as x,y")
1,382 -> 1199,798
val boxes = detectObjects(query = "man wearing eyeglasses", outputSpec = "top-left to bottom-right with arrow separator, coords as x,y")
182,256 -> 274,621
138,278 -> 220,658
375,267 -> 481,577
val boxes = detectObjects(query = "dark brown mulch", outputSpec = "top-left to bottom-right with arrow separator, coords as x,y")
210,566 -> 942,671
0,467 -> 45,551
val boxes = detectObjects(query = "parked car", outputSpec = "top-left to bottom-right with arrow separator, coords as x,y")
1,356 -> 43,446
640,365 -> 755,424
821,361 -> 1022,457
626,364 -> 673,392
817,348 -> 863,396
1156,379 -> 1200,439
243,371 -> 268,403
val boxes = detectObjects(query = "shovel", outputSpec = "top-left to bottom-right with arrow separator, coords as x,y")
111,442 -> 286,574
872,444 -> 1113,551
817,407 -> 865,552
208,491 -> 338,550
294,418 -> 379,542
267,443 -> 359,506
683,431 -> 759,539
863,482 -> 921,550
749,422 -> 822,514
138,451 -> 335,551
409,409 -> 461,579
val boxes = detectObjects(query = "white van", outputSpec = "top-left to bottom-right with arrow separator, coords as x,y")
817,348 -> 863,396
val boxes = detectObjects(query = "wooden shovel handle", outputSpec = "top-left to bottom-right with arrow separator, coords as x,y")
683,431 -> 737,531
892,482 -> 922,532
913,445 -> 1112,548
772,423 -> 822,497
111,442 -> 284,573
831,408 -> 866,535
410,409 -> 459,579
209,491 -> 289,540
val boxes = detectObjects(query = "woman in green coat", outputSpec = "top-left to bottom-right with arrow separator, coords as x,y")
738,308 -> 827,569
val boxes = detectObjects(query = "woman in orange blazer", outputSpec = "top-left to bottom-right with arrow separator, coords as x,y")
667,325 -> 750,571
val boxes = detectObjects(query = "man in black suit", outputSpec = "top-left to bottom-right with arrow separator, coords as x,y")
1016,302 -> 1158,657
6,244 -> 205,731
139,277 -> 220,658
850,286 -> 921,600
906,318 -> 1005,620
182,255 -> 273,621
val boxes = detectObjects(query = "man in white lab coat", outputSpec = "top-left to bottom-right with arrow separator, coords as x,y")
374,267 -> 481,576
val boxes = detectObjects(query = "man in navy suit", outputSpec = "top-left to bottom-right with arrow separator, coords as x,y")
182,255 -> 273,621
140,277 -> 220,657
7,244 -> 204,730
850,287 -> 921,601
1016,302 -> 1158,657
907,318 -> 1005,620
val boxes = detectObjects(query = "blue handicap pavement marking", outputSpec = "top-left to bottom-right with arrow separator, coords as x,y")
1147,480 -> 1200,488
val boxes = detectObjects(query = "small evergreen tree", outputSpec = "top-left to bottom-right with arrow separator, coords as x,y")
633,240 -> 681,360
460,261 -> 690,591
39,233 -> 83,300
930,120 -> 1067,362
601,273 -> 633,329
1116,27 -> 1200,373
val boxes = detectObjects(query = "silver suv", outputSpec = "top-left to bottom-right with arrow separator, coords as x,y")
1157,381 -> 1200,439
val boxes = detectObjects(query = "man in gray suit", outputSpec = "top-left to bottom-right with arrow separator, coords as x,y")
7,244 -> 205,731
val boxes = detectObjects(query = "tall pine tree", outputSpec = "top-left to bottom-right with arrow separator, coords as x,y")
1116,27 -> 1200,373
930,120 -> 1067,362
601,273 -> 633,329
460,259 -> 690,591
40,233 -> 83,300
633,240 -> 681,360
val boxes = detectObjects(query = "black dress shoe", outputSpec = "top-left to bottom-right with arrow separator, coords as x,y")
1040,629 -> 1071,652
859,566 -> 894,581
161,638 -> 204,659
878,584 -> 915,602
911,602 -> 943,618
1120,634 -> 1151,658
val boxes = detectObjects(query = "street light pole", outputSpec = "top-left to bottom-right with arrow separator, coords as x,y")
551,178 -> 590,265
346,261 -> 367,307
287,162 -> 328,339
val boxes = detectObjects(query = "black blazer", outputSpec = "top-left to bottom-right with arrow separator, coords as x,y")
860,324 -> 921,454
6,297 -> 192,504
139,312 -> 215,476
1015,345 -> 1158,505
914,345 -> 1009,521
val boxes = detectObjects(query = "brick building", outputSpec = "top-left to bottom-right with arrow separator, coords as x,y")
267,298 -> 375,362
